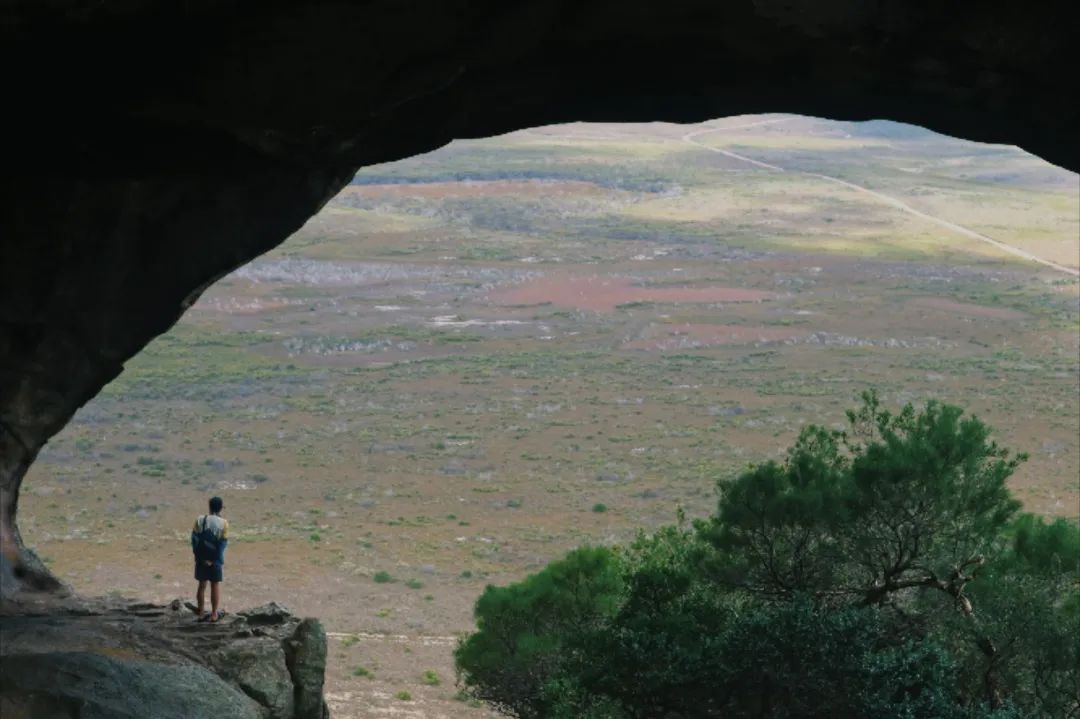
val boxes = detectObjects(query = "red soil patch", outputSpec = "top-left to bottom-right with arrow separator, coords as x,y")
339,179 -> 609,200
910,297 -> 1027,320
625,323 -> 806,350
487,276 -> 773,312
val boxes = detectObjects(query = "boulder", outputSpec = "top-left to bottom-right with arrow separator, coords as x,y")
210,638 -> 295,719
285,618 -> 329,719
0,595 -> 330,719
239,601 -> 294,626
0,651 -> 263,719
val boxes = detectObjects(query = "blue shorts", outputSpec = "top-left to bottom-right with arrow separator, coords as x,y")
195,562 -> 223,582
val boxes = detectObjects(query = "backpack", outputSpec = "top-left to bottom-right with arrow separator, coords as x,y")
194,515 -> 221,563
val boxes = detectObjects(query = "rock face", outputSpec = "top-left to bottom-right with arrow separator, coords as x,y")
0,1 -> 1077,585
285,619 -> 330,719
0,597 -> 330,719
0,653 -> 265,719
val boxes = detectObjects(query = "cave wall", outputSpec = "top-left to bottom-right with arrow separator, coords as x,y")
1,0 -> 1077,585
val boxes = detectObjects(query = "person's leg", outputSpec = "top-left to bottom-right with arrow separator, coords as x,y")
210,581 -> 220,619
196,579 -> 207,616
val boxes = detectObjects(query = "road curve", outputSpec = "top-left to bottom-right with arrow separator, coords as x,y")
682,119 -> 1080,277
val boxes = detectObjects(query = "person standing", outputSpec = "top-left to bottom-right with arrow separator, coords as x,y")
191,496 -> 229,622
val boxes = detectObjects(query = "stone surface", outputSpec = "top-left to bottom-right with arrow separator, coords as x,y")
0,595 -> 330,719
210,638 -> 295,719
286,618 -> 330,719
240,601 -> 295,626
0,652 -> 264,719
0,0 -> 1077,586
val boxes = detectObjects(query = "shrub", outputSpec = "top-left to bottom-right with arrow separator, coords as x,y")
456,393 -> 1076,719
455,546 -> 623,718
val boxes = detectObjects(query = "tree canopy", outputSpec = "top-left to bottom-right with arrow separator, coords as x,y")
455,392 -> 1079,718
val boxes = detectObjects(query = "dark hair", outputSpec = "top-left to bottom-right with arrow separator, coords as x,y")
209,496 -> 224,514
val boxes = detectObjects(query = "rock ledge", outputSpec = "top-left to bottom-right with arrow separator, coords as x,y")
0,595 -> 329,719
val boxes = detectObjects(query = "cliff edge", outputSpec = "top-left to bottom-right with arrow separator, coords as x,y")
0,595 -> 329,719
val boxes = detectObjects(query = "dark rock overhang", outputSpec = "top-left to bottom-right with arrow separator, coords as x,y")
1,0 -> 1077,589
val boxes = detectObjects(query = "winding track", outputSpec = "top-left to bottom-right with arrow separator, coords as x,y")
682,119 -> 1080,277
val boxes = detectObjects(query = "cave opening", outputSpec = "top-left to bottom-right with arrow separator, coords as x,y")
4,0 -> 1079,602
2,3 -> 1079,714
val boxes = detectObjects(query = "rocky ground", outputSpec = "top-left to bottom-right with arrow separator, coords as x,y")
0,592 -> 328,719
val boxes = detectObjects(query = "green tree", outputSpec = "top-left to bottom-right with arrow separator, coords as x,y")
454,546 -> 623,719
951,514 -> 1080,714
709,391 -> 1024,610
455,393 -> 1077,718
574,526 -> 736,717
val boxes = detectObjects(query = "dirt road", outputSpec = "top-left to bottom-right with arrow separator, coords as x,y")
682,119 -> 1080,277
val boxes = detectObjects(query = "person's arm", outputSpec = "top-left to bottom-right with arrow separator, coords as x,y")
217,519 -> 229,565
191,517 -> 199,554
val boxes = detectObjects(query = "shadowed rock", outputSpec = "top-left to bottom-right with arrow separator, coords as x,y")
0,596 -> 329,719
1,3 -> 1078,590
0,653 -> 264,719
285,618 -> 330,719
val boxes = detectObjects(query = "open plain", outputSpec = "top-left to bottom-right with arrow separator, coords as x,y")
21,116 -> 1079,718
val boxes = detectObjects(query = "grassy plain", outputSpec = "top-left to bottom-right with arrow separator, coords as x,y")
22,115 -> 1079,718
